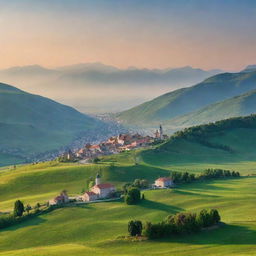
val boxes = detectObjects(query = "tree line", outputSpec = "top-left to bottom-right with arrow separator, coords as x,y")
171,168 -> 240,184
128,209 -> 221,239
0,200 -> 53,230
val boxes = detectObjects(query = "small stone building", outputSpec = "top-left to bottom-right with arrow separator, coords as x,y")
82,191 -> 98,202
49,190 -> 69,205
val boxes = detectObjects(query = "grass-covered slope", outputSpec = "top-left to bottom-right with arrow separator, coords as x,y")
0,83 -> 105,165
166,89 -> 256,128
142,114 -> 256,167
0,173 -> 255,256
117,71 -> 256,127
0,113 -> 256,255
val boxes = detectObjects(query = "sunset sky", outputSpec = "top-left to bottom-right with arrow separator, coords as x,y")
0,0 -> 256,71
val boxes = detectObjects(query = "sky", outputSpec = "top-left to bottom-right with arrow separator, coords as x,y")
0,0 -> 256,71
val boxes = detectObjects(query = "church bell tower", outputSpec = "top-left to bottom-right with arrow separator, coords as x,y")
96,173 -> 101,185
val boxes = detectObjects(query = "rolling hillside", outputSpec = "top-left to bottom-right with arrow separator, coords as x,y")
167,89 -> 256,128
142,114 -> 256,167
0,114 -> 255,255
117,71 -> 256,127
0,83 -> 108,166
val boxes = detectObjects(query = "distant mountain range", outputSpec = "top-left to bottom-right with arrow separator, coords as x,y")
0,82 -> 112,166
117,69 -> 256,131
0,63 -> 222,113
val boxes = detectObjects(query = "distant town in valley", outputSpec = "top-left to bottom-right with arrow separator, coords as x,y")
60,125 -> 169,163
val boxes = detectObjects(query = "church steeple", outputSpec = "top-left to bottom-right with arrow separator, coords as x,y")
96,173 -> 101,185
159,124 -> 163,140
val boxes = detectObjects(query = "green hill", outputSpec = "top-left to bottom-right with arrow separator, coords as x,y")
117,71 -> 256,127
142,114 -> 256,167
0,114 -> 256,255
0,83 -> 107,166
166,89 -> 256,129
0,157 -> 255,255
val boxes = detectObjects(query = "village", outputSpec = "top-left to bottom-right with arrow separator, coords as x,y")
49,173 -> 175,206
61,125 -> 169,163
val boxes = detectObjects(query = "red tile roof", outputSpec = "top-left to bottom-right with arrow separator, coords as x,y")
94,183 -> 115,189
156,177 -> 172,182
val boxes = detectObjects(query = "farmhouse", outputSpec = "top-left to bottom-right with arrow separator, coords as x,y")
82,174 -> 116,201
49,190 -> 69,205
154,177 -> 174,188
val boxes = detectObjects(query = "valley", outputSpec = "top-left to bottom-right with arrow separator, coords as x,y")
1,2 -> 256,255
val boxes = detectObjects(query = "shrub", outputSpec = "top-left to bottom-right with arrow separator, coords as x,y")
125,188 -> 141,205
128,220 -> 142,236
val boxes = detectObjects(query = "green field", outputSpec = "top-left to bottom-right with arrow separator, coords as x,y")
1,115 -> 256,255
0,173 -> 255,256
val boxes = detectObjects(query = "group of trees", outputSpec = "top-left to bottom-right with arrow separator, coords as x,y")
128,209 -> 221,239
123,178 -> 148,204
123,179 -> 149,193
132,179 -> 149,189
199,169 -> 240,179
0,200 -> 44,230
170,169 -> 240,184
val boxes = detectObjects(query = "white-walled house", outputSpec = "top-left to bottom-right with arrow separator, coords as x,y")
154,177 -> 174,188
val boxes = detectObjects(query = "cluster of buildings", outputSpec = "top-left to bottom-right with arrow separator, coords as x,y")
63,125 -> 168,162
49,174 -> 116,205
49,174 -> 174,206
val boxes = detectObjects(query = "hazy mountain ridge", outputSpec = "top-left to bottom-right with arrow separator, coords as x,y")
0,63 -> 222,113
117,70 -> 256,129
0,82 -> 113,166
166,89 -> 256,128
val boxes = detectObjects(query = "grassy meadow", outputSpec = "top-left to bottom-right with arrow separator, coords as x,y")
0,146 -> 255,255
0,176 -> 255,256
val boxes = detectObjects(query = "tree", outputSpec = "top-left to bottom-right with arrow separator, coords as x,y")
209,209 -> 221,224
125,188 -> 141,205
25,204 -> 32,214
13,200 -> 24,217
128,220 -> 142,236
140,179 -> 149,188
133,179 -> 141,188
88,180 -> 95,189
35,203 -> 41,209
197,209 -> 211,227
93,157 -> 100,164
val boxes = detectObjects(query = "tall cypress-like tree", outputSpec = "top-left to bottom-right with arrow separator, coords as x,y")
14,200 -> 24,217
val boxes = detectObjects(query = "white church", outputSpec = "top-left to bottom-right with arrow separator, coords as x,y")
82,174 -> 116,202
